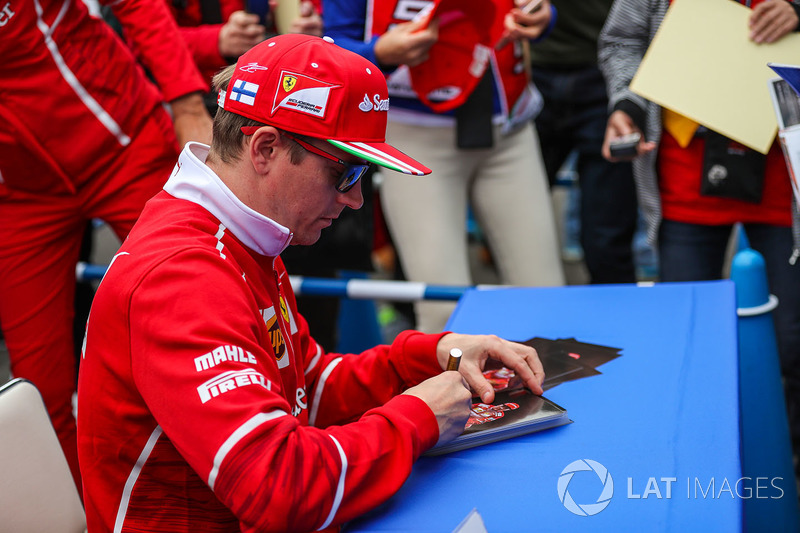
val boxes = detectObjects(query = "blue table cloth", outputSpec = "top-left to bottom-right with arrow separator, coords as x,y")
346,281 -> 746,532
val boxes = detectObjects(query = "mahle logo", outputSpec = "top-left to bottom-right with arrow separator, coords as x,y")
558,459 -> 614,516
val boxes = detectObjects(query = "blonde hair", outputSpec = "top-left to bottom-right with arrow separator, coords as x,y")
207,65 -> 263,164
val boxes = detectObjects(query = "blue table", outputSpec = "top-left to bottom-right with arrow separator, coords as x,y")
345,281 -> 756,532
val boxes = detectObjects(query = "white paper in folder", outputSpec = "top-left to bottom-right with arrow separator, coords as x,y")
768,73 -> 800,205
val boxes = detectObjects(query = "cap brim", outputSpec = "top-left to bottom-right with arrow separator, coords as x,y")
327,140 -> 432,176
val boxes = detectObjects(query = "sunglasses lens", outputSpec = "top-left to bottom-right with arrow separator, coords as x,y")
337,164 -> 370,193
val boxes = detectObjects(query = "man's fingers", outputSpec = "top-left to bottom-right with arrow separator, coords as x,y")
437,334 -> 545,398
759,20 -> 792,43
481,339 -> 544,396
511,346 -> 544,395
405,51 -> 430,67
468,373 -> 495,404
230,10 -> 260,26
299,0 -> 314,16
749,1 -> 797,43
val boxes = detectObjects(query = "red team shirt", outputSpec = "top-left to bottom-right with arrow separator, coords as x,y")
657,0 -> 794,227
78,143 -> 445,532
0,0 -> 206,194
0,0 -> 207,490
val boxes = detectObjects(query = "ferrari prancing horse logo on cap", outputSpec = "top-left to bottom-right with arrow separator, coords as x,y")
273,70 -> 338,118
282,75 -> 297,92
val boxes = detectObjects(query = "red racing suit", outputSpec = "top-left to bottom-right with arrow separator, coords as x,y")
78,143 -> 444,532
0,0 -> 207,490
0,0 -> 206,194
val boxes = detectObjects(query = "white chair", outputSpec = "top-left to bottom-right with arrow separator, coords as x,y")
0,378 -> 86,532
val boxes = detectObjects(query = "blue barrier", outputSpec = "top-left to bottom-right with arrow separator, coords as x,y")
334,271 -> 383,354
76,262 -> 473,353
75,262 -> 109,282
76,262 -> 474,301
731,246 -> 799,530
290,276 -> 470,301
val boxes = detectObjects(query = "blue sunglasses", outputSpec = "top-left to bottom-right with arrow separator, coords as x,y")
241,127 -> 371,193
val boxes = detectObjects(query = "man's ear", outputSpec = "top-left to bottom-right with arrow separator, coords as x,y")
248,126 -> 281,174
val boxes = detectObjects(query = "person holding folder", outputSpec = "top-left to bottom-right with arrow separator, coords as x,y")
598,0 -> 800,475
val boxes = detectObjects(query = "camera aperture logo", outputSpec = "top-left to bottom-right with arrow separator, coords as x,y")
558,459 -> 614,516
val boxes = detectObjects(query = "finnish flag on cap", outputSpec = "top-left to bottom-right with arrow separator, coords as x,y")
230,80 -> 259,106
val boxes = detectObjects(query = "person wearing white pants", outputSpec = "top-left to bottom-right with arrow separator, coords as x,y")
382,120 -> 564,332
324,0 -> 566,331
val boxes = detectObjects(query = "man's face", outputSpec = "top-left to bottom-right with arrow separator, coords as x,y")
256,135 -> 365,246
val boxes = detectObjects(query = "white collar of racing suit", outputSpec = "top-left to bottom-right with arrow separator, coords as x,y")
163,142 -> 293,257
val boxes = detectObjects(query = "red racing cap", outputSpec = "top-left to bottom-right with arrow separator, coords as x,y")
219,33 -> 431,176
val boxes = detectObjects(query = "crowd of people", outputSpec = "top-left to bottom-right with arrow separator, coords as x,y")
1,0 -> 799,530
599,0 -> 800,486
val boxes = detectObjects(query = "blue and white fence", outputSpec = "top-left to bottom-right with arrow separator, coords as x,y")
76,262 -> 484,302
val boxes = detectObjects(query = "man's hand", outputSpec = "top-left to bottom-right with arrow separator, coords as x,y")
285,1 -> 323,36
749,0 -> 799,44
498,0 -> 552,46
436,334 -> 545,403
169,92 -> 213,147
218,11 -> 266,59
601,110 -> 656,162
373,18 -> 439,68
403,372 -> 472,446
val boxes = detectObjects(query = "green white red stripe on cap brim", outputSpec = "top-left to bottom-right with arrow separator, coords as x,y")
328,140 -> 432,176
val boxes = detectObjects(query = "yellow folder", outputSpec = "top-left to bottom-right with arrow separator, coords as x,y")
630,0 -> 800,154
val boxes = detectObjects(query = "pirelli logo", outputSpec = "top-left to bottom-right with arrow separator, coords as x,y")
197,369 -> 270,403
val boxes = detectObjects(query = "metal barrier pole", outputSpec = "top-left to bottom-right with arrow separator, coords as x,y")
75,262 -> 110,282
289,276 -> 470,301
76,262 -> 477,301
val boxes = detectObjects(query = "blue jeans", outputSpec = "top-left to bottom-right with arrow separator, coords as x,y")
533,65 -> 638,283
659,219 -> 800,447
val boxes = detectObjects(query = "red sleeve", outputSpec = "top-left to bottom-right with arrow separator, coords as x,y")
303,329 -> 447,428
178,24 -> 226,75
273,257 -> 446,429
168,0 -> 244,77
131,249 -> 440,532
219,0 -> 242,23
105,0 -> 209,99
279,275 -> 444,403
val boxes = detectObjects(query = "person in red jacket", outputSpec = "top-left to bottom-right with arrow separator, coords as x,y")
77,34 -> 545,532
0,0 -> 212,491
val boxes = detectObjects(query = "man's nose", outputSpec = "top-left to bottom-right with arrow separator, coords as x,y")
339,181 -> 364,210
